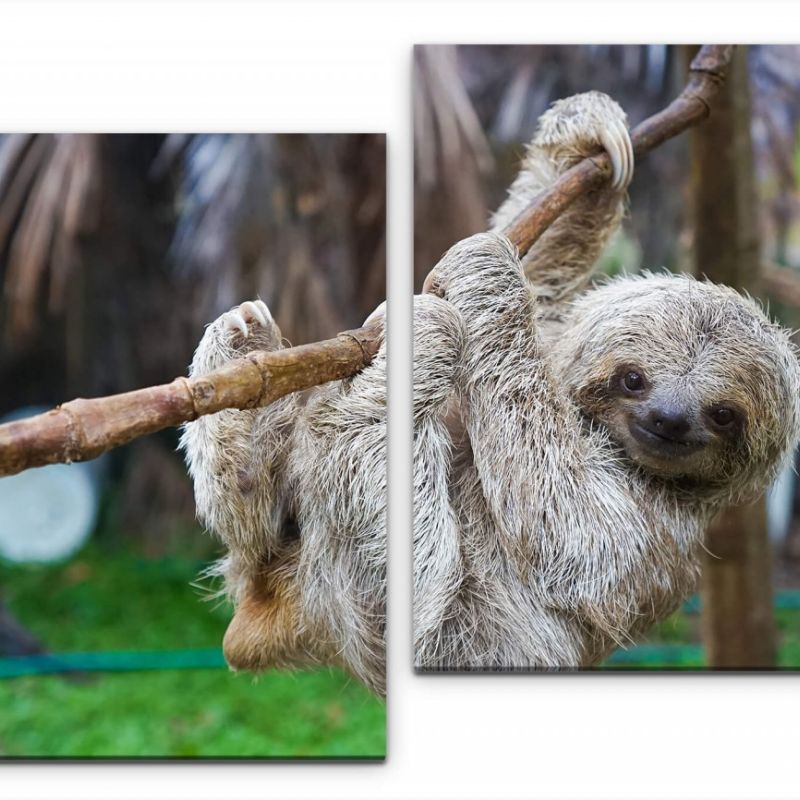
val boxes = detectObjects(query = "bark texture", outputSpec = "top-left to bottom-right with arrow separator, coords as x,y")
687,45 -> 777,668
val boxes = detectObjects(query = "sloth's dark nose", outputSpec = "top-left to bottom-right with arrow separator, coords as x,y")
647,405 -> 692,440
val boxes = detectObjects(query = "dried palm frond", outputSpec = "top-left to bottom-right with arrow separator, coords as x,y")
0,133 -> 385,412
0,134 -> 101,340
413,44 -> 800,285
414,45 -> 494,191
413,46 -> 496,287
154,133 -> 385,343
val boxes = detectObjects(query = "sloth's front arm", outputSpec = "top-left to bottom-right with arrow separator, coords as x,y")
491,91 -> 633,309
425,232 -> 651,633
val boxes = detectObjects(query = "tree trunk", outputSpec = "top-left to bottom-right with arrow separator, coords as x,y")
687,45 -> 777,668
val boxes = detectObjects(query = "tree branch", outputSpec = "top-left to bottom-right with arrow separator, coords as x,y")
0,45 -> 734,478
502,45 -> 734,252
0,325 -> 381,476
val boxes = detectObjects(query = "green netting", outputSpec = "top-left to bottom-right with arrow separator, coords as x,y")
4,590 -> 800,677
0,648 -> 226,678
603,644 -> 705,667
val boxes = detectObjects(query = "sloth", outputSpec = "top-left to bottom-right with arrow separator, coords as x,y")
181,299 -> 387,696
183,90 -> 800,689
414,91 -> 800,669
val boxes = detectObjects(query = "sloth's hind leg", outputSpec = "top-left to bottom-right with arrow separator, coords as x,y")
491,91 -> 633,308
287,301 -> 389,695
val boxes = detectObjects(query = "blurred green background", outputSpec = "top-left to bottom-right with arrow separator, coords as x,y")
602,601 -> 800,669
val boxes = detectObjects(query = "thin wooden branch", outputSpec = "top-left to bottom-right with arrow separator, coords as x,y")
502,45 -> 734,251
0,45 -> 734,478
0,325 -> 381,476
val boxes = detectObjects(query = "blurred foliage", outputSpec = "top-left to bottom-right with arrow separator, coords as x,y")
594,230 -> 644,279
414,45 -> 800,299
777,608 -> 800,667
0,132 -> 387,548
603,603 -> 800,670
0,535 -> 385,758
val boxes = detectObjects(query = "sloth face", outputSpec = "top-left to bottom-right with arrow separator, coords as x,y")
557,274 -> 800,500
600,361 -> 747,481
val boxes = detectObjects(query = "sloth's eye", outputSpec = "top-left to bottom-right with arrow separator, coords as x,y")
709,406 -> 736,429
622,370 -> 645,394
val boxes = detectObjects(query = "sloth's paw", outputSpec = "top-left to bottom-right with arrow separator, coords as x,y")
190,299 -> 281,376
535,91 -> 634,192
220,300 -> 276,344
423,231 -> 523,308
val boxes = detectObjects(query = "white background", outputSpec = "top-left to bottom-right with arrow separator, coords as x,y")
2,2 -> 800,798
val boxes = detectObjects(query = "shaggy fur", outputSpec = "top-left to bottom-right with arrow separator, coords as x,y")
182,90 -> 800,687
414,92 -> 800,669
181,300 -> 386,695
490,91 -> 633,310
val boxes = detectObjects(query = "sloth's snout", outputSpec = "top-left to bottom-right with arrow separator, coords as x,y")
627,400 -> 705,457
645,403 -> 692,442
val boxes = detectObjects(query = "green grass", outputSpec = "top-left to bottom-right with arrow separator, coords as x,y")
0,542 -> 385,758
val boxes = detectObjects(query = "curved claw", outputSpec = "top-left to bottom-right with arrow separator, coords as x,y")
615,117 -> 634,190
600,118 -> 634,192
621,119 -> 634,187
224,311 -> 249,339
240,299 -> 270,328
